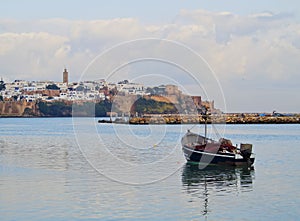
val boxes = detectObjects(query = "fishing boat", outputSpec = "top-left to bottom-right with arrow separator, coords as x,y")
181,115 -> 255,167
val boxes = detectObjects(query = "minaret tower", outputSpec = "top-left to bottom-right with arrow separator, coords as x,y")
63,68 -> 68,85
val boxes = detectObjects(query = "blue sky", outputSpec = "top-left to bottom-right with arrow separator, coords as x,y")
1,0 -> 299,21
0,1 -> 300,112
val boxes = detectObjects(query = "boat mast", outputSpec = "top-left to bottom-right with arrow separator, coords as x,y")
204,115 -> 207,143
203,107 -> 208,143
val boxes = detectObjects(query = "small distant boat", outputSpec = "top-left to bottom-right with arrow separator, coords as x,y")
181,115 -> 255,167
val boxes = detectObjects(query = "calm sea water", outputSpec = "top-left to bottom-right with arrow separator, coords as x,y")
0,118 -> 300,221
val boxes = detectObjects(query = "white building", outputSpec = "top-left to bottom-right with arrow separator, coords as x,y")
59,92 -> 68,99
23,86 -> 36,91
34,82 -> 48,90
5,80 -> 29,92
24,94 -> 42,102
56,82 -> 68,91
116,81 -> 145,95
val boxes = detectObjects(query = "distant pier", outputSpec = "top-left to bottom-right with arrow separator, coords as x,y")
98,113 -> 300,124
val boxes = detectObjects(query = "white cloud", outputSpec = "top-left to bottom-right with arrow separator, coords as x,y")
0,9 -> 299,111
0,32 -> 70,80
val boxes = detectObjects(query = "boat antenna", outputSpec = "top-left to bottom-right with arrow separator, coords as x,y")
187,107 -> 207,132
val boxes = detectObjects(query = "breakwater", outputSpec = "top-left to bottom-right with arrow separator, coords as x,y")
99,114 -> 300,124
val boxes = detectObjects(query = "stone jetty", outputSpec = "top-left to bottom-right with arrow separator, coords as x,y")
98,113 -> 300,124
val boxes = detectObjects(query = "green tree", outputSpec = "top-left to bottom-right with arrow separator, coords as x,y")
46,84 -> 60,90
0,95 -> 3,101
72,102 -> 95,117
0,80 -> 5,91
132,98 -> 178,114
38,101 -> 72,117
13,95 -> 18,101
75,85 -> 84,91
95,100 -> 112,117
23,107 -> 34,116
145,87 -> 154,95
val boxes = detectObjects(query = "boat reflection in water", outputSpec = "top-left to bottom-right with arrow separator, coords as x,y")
181,163 -> 255,217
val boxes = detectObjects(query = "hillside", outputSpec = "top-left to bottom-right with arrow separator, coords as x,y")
0,97 -> 178,117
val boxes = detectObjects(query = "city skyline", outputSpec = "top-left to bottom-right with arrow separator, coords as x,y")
0,1 -> 300,112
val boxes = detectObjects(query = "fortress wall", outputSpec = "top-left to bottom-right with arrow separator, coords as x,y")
0,101 -> 37,116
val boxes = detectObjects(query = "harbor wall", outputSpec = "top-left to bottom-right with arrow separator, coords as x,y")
104,114 -> 300,124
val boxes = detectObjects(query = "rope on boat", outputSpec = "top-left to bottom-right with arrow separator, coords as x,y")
188,124 -> 197,132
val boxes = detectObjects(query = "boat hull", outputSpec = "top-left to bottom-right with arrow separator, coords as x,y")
182,145 -> 255,167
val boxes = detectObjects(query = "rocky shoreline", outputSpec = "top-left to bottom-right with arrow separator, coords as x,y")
99,114 -> 300,124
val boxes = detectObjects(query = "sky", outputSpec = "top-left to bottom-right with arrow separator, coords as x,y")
0,0 -> 300,112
